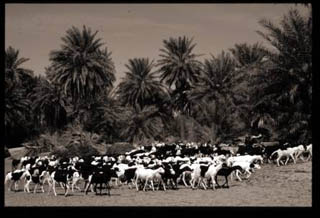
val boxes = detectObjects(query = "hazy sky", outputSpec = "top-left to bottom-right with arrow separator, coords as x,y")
5,4 -> 309,85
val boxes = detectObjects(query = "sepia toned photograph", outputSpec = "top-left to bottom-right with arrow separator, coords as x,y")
4,3 -> 312,207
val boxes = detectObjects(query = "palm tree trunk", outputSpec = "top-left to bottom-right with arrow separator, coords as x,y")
180,115 -> 185,141
211,123 -> 217,143
190,116 -> 194,142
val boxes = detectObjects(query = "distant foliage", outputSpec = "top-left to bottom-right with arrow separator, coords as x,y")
5,7 -> 312,149
256,8 -> 312,143
104,142 -> 135,156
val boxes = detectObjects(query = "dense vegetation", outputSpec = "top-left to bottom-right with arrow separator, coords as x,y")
4,8 -> 312,152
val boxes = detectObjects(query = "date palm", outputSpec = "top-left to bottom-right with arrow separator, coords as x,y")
229,42 -> 270,69
157,36 -> 203,121
49,25 -> 116,107
229,43 -> 274,133
187,51 -> 240,140
29,76 -> 68,131
120,105 -> 164,144
189,51 -> 236,103
256,8 -> 312,143
5,83 -> 31,129
5,47 -> 34,144
5,46 -> 33,87
115,58 -> 169,112
84,97 -> 130,143
157,36 -> 202,91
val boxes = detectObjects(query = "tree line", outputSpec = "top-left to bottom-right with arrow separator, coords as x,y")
5,8 -> 312,149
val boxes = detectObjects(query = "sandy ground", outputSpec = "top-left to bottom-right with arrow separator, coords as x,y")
4,157 -> 311,207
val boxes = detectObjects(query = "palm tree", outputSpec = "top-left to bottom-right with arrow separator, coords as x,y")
5,82 -> 32,146
5,83 -> 31,130
189,51 -> 235,103
157,36 -> 202,92
115,58 -> 169,112
120,105 -> 164,144
29,76 -> 68,131
5,47 -> 35,146
187,51 -> 243,141
84,97 -> 131,143
229,43 -> 276,136
229,42 -> 271,69
157,36 -> 202,140
5,46 -> 34,87
49,25 -> 116,109
256,8 -> 312,143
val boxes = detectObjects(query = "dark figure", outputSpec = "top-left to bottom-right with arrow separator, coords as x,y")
215,165 -> 243,188
12,158 -> 21,171
159,163 -> 177,190
85,164 -> 118,196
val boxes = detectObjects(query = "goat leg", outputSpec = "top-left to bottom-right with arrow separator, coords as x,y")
291,155 -> 296,164
52,181 -> 57,196
150,180 -> 155,191
182,173 -> 189,187
135,178 -> 140,191
215,175 -> 220,188
201,179 -> 207,190
143,179 -> 148,192
211,176 -> 216,190
222,176 -> 229,188
84,181 -> 91,195
34,184 -> 38,194
162,180 -> 166,191
64,184 -> 69,197
236,170 -> 242,181
245,170 -> 251,179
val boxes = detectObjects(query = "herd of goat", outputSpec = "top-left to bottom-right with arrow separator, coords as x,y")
5,139 -> 312,197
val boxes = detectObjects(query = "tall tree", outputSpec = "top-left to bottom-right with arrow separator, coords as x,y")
49,26 -> 116,111
29,76 -> 68,132
157,36 -> 202,112
115,58 -> 169,112
120,105 -> 164,144
188,51 -> 243,141
5,46 -> 34,87
83,96 -> 130,143
229,42 -> 275,137
157,36 -> 202,139
5,83 -> 31,131
5,47 -> 34,146
157,36 -> 202,90
256,8 -> 312,143
229,42 -> 270,68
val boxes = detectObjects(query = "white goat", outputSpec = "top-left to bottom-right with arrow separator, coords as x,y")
135,167 -> 165,191
305,144 -> 312,161
232,161 -> 261,181
204,162 -> 224,190
270,148 -> 296,166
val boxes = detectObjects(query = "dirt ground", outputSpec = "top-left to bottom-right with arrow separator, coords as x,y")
4,157 -> 312,207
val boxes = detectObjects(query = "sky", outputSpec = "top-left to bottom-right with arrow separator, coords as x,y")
5,4 -> 309,86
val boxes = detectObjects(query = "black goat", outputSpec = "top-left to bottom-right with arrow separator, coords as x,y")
215,165 -> 243,188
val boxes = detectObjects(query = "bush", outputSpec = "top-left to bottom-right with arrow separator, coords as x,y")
104,142 -> 135,156
18,125 -> 105,158
51,142 -> 99,159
